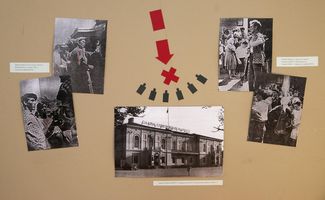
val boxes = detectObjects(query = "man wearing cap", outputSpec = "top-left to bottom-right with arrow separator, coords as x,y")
21,93 -> 50,150
69,37 -> 95,93
247,19 -> 266,91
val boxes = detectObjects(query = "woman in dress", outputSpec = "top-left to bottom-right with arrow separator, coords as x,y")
224,37 -> 237,79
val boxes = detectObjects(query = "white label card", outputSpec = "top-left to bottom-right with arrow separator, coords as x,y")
276,56 -> 318,67
10,62 -> 50,73
153,180 -> 223,186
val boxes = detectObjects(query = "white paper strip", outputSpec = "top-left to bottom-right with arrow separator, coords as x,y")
10,62 -> 50,73
153,180 -> 223,186
276,56 -> 318,67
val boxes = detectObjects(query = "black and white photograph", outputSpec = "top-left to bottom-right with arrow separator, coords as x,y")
53,18 -> 108,94
114,106 -> 224,177
247,73 -> 306,147
20,76 -> 78,151
218,18 -> 273,91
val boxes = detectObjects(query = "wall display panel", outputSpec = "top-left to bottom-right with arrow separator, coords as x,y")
0,0 -> 325,200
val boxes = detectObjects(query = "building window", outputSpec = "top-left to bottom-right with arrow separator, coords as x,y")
203,144 -> 207,152
134,136 -> 140,148
181,157 -> 185,163
210,145 -> 214,153
149,135 -> 153,149
189,157 -> 193,164
143,135 -> 147,149
172,141 -> 177,150
182,141 -> 186,151
172,157 -> 176,164
187,142 -> 192,152
161,139 -> 166,149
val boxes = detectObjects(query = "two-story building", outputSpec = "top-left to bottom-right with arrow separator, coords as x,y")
115,118 -> 223,169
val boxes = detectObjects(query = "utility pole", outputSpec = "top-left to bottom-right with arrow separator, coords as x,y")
166,107 -> 169,169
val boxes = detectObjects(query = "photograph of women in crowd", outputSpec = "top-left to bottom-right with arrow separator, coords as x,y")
20,76 -> 78,151
247,73 -> 306,147
218,18 -> 272,92
53,18 -> 108,94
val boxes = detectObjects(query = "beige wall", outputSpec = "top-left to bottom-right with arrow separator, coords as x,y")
1,0 -> 325,199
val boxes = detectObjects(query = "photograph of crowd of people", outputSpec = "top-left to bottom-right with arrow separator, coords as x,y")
20,76 -> 78,151
218,18 -> 273,91
53,18 -> 108,94
247,73 -> 306,147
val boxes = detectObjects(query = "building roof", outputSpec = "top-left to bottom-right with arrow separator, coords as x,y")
124,121 -> 223,142
70,23 -> 106,39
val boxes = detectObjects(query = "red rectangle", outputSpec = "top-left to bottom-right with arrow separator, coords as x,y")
149,9 -> 165,31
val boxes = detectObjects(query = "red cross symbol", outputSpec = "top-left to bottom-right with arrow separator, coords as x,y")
161,67 -> 179,85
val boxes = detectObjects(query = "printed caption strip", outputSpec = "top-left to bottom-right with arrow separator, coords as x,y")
277,56 -> 318,67
153,180 -> 223,186
10,62 -> 50,73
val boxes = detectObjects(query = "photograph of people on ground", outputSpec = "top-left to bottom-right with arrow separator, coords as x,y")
53,18 -> 108,94
247,73 -> 306,147
218,18 -> 272,92
20,76 -> 78,151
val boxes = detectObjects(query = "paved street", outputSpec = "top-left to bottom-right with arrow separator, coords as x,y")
115,166 -> 223,177
219,77 -> 248,91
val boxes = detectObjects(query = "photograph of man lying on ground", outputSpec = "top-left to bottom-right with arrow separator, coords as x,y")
218,18 -> 272,91
247,73 -> 306,147
53,18 -> 108,94
20,76 -> 78,151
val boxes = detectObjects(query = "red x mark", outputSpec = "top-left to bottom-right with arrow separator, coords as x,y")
161,67 -> 179,85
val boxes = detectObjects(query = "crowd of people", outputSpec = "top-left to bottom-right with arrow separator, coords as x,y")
21,76 -> 78,151
53,37 -> 104,93
219,19 -> 270,90
248,79 -> 304,147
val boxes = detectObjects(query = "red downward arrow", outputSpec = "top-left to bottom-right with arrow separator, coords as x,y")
155,39 -> 174,65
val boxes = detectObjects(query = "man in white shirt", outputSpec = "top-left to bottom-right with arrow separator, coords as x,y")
248,92 -> 273,142
235,40 -> 249,76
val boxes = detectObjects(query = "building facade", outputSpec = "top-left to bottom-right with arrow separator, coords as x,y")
115,118 -> 223,169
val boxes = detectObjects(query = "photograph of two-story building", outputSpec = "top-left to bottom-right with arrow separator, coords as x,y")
114,106 -> 224,177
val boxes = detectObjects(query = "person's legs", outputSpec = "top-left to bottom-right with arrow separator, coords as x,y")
283,132 -> 291,146
248,121 -> 264,142
248,120 -> 256,141
255,122 -> 265,142
250,64 -> 263,91
248,61 -> 254,90
289,138 -> 297,147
